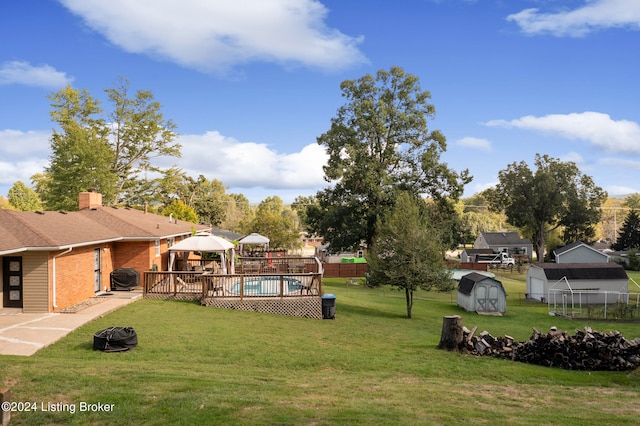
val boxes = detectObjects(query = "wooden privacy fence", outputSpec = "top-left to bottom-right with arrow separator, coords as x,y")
322,262 -> 368,278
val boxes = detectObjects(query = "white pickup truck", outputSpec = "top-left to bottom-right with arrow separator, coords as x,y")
475,252 -> 516,266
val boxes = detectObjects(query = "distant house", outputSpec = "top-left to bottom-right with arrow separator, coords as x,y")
460,248 -> 495,263
1,192 -> 209,313
526,263 -> 628,303
457,272 -> 507,314
474,232 -> 533,261
553,241 -> 609,264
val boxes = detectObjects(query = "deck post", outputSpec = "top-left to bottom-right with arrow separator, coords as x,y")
280,275 -> 284,298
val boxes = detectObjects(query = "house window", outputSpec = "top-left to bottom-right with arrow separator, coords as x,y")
167,237 -> 175,248
155,240 -> 161,257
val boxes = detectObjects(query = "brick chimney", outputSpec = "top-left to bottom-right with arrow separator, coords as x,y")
78,191 -> 103,210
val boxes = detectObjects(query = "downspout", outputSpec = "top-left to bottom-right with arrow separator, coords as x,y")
52,247 -> 73,309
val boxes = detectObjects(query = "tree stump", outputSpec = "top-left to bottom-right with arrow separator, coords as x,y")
437,315 -> 463,352
1,387 -> 10,426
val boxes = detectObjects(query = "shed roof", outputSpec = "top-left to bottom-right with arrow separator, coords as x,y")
458,272 -> 504,295
533,263 -> 627,281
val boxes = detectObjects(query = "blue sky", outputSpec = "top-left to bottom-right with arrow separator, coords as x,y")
1,0 -> 639,204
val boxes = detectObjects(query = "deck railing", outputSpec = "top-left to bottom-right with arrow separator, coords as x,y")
179,256 -> 322,275
144,270 -> 322,300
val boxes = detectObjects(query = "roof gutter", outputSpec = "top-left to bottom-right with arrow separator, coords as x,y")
52,247 -> 72,309
0,238 -> 124,256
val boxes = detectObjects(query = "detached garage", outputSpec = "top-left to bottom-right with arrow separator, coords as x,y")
457,272 -> 507,314
526,263 -> 629,303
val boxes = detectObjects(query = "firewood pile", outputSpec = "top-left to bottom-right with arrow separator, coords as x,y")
461,325 -> 640,371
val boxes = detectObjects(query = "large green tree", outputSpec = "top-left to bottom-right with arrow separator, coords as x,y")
623,193 -> 640,210
43,86 -> 117,211
162,199 -> 198,223
39,80 -> 181,210
249,196 -> 300,250
8,181 -> 43,211
307,66 -> 470,253
487,154 -> 606,262
368,192 -> 453,318
177,175 -> 230,226
460,192 -> 508,244
612,210 -> 640,251
106,78 -> 181,205
221,193 -> 254,233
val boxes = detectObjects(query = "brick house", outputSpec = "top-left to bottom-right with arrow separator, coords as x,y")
0,192 -> 209,313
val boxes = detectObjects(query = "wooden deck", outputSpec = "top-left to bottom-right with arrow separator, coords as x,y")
143,257 -> 324,318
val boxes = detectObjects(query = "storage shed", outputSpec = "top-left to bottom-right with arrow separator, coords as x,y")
457,272 -> 507,314
526,263 -> 628,303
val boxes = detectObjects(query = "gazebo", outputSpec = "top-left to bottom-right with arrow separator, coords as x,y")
168,232 -> 236,274
238,232 -> 270,254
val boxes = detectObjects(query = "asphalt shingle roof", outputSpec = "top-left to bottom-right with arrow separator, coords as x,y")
458,272 -> 505,295
0,206 -> 209,254
535,263 -> 628,281
481,232 -> 532,246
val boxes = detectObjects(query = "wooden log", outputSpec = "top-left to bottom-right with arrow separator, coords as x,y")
437,315 -> 464,352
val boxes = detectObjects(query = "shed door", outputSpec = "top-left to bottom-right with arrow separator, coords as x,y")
487,286 -> 499,311
476,285 -> 488,311
3,257 -> 23,308
476,284 -> 499,312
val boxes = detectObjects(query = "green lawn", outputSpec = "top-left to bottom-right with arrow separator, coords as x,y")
2,275 -> 640,425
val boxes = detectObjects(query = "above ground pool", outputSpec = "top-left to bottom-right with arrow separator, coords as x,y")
229,276 -> 303,296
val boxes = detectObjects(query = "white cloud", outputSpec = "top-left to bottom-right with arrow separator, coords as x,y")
507,0 -> 640,37
58,0 -> 366,73
485,112 -> 640,154
0,61 -> 73,88
605,185 -> 640,197
0,129 -> 50,156
0,128 -> 329,200
560,151 -> 584,164
174,131 -> 328,190
468,180 -> 497,196
0,130 -> 51,189
599,157 -> 640,171
456,137 -> 492,151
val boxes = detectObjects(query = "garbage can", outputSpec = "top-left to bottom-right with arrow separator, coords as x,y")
321,293 -> 336,319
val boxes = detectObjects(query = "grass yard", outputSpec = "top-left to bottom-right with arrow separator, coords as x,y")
2,274 -> 640,425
